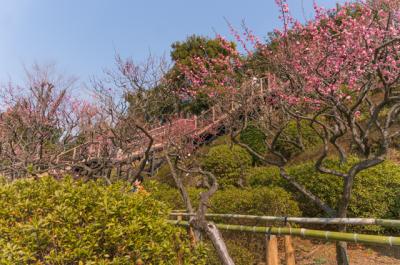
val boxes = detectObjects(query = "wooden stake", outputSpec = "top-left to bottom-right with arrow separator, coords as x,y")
266,235 -> 279,265
284,236 -> 295,265
188,227 -> 197,246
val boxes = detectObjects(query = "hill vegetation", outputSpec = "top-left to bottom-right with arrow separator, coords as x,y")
0,0 -> 399,264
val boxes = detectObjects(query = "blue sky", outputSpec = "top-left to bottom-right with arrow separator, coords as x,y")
0,0 -> 342,85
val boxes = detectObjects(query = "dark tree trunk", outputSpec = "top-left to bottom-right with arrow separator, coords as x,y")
335,173 -> 355,265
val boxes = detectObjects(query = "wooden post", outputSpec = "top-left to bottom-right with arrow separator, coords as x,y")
194,115 -> 198,129
212,107 -> 215,122
72,147 -> 77,160
265,235 -> 279,265
188,226 -> 197,246
177,214 -> 182,221
116,164 -> 121,178
284,236 -> 295,265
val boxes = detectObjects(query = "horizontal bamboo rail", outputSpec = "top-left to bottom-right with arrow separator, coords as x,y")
167,220 -> 400,247
169,212 -> 400,228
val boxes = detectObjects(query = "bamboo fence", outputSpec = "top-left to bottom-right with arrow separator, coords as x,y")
168,220 -> 400,247
169,212 -> 400,227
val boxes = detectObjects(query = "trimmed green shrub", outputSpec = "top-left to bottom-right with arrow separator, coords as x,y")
244,159 -> 400,231
275,120 -> 320,158
245,166 -> 283,187
149,181 -> 300,217
287,159 -> 400,223
0,177 -> 206,264
146,180 -> 203,210
239,125 -> 266,163
209,187 -> 301,217
202,144 -> 252,187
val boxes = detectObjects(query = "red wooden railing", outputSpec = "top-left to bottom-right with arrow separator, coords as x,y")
57,105 -> 226,163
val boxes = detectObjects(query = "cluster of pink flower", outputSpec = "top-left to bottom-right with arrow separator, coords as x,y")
268,0 -> 400,107
177,0 -> 399,113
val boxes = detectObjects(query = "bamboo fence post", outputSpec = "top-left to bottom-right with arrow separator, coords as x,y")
284,235 -> 295,265
265,235 -> 279,265
168,213 -> 400,228
167,220 -> 400,246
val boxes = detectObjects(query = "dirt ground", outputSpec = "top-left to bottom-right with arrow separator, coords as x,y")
289,239 -> 400,265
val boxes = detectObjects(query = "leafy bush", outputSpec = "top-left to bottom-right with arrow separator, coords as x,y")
154,163 -> 176,187
209,187 -> 301,217
244,159 -> 400,231
0,177 -> 206,264
146,181 -> 202,210
275,120 -> 320,158
149,181 -> 300,217
287,159 -> 400,223
201,144 -> 252,187
245,167 -> 283,187
239,125 -> 266,163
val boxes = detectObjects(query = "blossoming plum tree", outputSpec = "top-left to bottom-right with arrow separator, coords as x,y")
178,1 -> 400,264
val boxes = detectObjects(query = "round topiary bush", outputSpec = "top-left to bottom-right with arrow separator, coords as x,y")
209,187 -> 301,217
201,144 -> 252,187
0,176 -> 206,264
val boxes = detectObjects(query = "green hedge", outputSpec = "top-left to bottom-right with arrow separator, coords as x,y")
246,159 -> 400,231
245,167 -> 283,187
148,181 -> 300,217
146,181 -> 202,210
0,177 -> 206,265
288,159 -> 400,221
201,144 -> 252,187
209,187 -> 301,217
